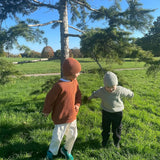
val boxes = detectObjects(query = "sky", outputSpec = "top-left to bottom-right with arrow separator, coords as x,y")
2,0 -> 160,55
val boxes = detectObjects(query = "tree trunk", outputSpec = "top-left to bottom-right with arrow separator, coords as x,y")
92,52 -> 105,73
60,0 -> 69,77
0,43 -> 4,56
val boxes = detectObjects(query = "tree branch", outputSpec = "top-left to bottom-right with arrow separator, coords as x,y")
32,0 -> 59,9
28,20 -> 85,34
65,33 -> 81,38
28,20 -> 62,27
71,0 -> 99,12
68,25 -> 85,33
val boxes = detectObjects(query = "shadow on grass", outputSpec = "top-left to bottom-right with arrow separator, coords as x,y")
1,142 -> 48,159
0,122 -> 102,159
0,98 -> 44,113
0,122 -> 48,159
0,98 -> 15,111
0,99 -> 102,159
0,89 -> 101,159
0,98 -> 49,159
75,138 -> 102,151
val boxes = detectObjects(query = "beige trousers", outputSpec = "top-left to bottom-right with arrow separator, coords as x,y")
49,120 -> 77,155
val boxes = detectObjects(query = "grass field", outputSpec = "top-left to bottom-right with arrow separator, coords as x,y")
1,57 -> 145,74
0,58 -> 160,160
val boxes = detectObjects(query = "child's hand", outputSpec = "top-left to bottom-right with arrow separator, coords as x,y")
82,95 -> 92,104
83,96 -> 89,103
75,105 -> 80,112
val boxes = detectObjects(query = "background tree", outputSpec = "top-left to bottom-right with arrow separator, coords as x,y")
54,49 -> 61,59
20,50 -> 41,58
0,12 -> 43,83
43,38 -> 48,47
30,50 -> 41,58
135,16 -> 160,75
0,20 -> 44,57
136,16 -> 160,57
69,48 -> 82,58
0,0 -> 42,56
41,46 -> 54,58
81,28 -> 132,70
0,0 -> 92,75
80,0 -> 155,71
0,0 -> 155,75
0,59 -> 21,85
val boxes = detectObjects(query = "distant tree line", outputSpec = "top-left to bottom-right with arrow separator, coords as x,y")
0,47 -> 84,59
136,16 -> 160,57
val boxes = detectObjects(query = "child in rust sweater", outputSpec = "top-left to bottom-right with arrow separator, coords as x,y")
43,58 -> 81,160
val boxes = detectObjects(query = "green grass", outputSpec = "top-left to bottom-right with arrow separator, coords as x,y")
0,59 -> 160,159
15,60 -> 61,74
0,57 -> 41,62
0,57 -> 145,74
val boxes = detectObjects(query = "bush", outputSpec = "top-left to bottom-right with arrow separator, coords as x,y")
41,46 -> 54,58
0,59 -> 21,84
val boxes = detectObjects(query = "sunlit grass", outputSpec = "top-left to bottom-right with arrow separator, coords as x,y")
1,57 -> 145,74
0,60 -> 160,159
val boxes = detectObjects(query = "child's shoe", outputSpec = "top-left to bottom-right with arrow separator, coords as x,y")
46,150 -> 54,160
60,146 -> 74,160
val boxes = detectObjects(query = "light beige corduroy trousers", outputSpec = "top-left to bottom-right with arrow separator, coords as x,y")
49,120 -> 77,155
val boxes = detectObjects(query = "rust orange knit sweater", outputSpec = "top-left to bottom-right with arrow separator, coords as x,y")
43,79 -> 81,124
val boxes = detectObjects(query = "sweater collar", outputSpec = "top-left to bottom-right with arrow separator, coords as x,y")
60,78 -> 71,82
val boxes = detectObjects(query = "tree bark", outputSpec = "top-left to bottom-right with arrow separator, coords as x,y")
60,0 -> 69,77
92,52 -> 105,73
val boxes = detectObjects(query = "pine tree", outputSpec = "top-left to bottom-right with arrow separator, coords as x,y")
0,0 -> 155,75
